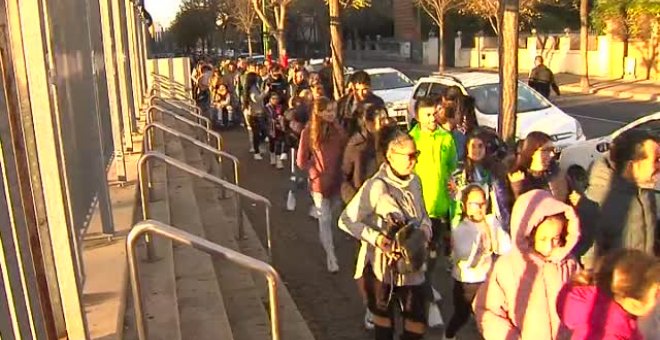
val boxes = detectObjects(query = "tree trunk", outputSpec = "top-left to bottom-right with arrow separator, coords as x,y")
247,33 -> 253,56
579,0 -> 589,92
438,14 -> 445,72
276,28 -> 287,61
498,0 -> 519,143
329,0 -> 345,99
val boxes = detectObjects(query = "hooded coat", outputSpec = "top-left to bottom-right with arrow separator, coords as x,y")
557,284 -> 643,340
473,190 -> 581,340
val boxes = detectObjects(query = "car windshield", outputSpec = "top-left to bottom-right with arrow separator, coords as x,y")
369,72 -> 414,91
466,83 -> 551,115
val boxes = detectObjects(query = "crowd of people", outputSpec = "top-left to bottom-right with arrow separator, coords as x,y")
190,55 -> 659,340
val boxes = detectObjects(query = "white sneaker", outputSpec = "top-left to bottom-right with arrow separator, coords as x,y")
364,309 -> 375,330
276,158 -> 284,169
443,334 -> 456,340
249,146 -> 256,153
308,206 -> 320,219
280,153 -> 288,161
270,153 -> 277,165
253,153 -> 263,161
326,255 -> 339,273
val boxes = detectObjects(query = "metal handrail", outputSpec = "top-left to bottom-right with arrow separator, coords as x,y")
146,105 -> 222,149
152,83 -> 194,102
150,94 -> 201,115
144,122 -> 239,187
151,73 -> 188,88
138,151 -> 273,258
151,84 -> 196,105
127,219 -> 281,340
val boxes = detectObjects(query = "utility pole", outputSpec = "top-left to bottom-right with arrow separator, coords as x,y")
329,0 -> 345,99
497,0 -> 519,143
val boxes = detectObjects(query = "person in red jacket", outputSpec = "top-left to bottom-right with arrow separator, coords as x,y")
296,97 -> 348,273
557,249 -> 659,340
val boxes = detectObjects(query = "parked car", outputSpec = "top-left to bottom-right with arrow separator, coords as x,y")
409,72 -> 586,149
346,67 -> 415,126
559,112 -> 660,189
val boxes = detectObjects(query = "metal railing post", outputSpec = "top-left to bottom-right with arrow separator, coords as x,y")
127,220 -> 282,340
146,105 -> 222,149
137,152 -> 272,259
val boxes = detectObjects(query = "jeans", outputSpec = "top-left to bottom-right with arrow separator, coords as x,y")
310,192 -> 338,264
248,115 -> 266,153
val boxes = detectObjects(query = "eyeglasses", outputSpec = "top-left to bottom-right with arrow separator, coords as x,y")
467,202 -> 487,208
392,150 -> 420,161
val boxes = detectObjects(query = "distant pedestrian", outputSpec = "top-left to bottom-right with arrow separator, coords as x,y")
265,93 -> 285,169
557,249 -> 660,340
243,72 -> 269,159
473,189 -> 580,340
528,56 -> 560,98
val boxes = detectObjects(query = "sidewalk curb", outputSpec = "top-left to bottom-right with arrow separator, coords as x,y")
560,85 -> 660,102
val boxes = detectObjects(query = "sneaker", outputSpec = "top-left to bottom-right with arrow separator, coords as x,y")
253,153 -> 263,161
442,334 -> 455,340
249,146 -> 256,153
428,303 -> 444,328
308,206 -> 320,219
276,158 -> 284,169
326,255 -> 339,273
363,309 -> 375,330
270,153 -> 277,166
280,153 -> 288,161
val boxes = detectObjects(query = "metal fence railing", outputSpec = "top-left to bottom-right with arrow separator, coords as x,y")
137,151 -> 273,259
145,105 -> 222,149
127,219 -> 282,340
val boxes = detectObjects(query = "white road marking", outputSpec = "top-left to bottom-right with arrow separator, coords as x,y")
569,113 -> 628,125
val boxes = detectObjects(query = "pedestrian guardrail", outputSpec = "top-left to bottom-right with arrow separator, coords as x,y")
137,151 -> 273,259
144,121 -> 239,191
149,94 -> 201,116
151,83 -> 195,104
127,219 -> 282,340
146,105 -> 222,149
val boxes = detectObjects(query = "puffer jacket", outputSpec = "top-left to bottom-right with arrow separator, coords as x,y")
338,163 -> 432,286
409,124 -> 458,219
586,156 -> 656,255
557,284 -> 643,340
473,189 -> 580,340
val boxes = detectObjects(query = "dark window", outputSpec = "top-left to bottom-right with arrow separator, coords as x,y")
413,82 -> 430,99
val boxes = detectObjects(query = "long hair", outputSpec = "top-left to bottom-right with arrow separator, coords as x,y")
243,72 -> 260,107
464,132 -> 488,182
511,131 -> 552,173
309,97 -> 333,149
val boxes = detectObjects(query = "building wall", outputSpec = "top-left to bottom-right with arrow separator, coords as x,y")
393,0 -> 420,41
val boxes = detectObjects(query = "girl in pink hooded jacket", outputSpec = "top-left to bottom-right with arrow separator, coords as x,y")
473,189 -> 581,340
557,249 -> 660,340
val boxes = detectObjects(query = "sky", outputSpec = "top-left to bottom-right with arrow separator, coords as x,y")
145,0 -> 182,28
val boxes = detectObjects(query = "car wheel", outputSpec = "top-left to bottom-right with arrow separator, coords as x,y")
567,165 -> 588,193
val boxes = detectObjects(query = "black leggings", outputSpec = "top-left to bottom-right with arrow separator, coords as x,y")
248,115 -> 266,153
445,280 -> 482,338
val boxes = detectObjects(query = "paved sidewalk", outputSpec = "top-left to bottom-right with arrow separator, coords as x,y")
347,59 -> 660,102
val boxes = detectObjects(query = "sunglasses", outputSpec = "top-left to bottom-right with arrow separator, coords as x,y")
392,150 -> 420,161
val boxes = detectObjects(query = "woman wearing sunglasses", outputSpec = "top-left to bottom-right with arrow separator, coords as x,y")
444,184 -> 511,340
339,129 -> 432,340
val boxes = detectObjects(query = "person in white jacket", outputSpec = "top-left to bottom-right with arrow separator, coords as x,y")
444,184 -> 511,340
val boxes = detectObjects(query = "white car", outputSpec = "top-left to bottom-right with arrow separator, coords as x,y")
362,67 -> 415,126
559,112 -> 660,186
409,72 -> 586,149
